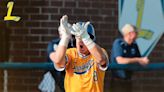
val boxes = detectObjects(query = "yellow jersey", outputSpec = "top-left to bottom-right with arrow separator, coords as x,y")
64,48 -> 108,92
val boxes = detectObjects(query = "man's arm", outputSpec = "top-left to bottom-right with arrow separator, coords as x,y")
116,56 -> 149,65
50,45 -> 67,68
112,39 -> 149,65
88,44 -> 108,67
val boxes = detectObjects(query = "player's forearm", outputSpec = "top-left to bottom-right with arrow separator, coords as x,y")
50,38 -> 69,67
116,56 -> 141,64
89,44 -> 107,65
82,36 -> 107,65
50,46 -> 66,66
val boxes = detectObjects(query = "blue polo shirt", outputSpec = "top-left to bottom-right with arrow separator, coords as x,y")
110,38 -> 141,79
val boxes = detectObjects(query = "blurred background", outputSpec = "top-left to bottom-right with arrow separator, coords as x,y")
0,0 -> 163,92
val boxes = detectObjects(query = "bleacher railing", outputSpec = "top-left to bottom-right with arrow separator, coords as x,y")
0,62 -> 164,71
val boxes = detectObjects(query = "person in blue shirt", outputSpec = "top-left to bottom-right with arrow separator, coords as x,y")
110,24 -> 149,92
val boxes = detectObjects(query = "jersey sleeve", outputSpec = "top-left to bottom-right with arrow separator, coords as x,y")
53,63 -> 65,71
112,39 -> 124,58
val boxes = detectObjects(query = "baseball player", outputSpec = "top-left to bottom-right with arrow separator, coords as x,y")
50,15 -> 109,92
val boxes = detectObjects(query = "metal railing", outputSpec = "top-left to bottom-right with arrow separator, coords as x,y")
0,62 -> 164,71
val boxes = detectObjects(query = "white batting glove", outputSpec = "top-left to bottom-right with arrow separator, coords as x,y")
58,15 -> 72,47
58,15 -> 71,39
71,22 -> 95,49
71,22 -> 90,39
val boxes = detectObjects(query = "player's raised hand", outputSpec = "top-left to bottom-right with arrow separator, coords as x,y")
71,22 -> 90,40
58,15 -> 72,39
71,22 -> 95,49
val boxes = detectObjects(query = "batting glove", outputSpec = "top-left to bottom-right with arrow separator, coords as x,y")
58,15 -> 72,47
72,22 -> 95,49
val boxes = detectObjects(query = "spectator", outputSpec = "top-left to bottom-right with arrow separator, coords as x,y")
110,24 -> 149,92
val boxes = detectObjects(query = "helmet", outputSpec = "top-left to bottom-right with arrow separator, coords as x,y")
78,22 -> 96,41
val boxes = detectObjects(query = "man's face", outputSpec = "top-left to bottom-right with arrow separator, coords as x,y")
129,31 -> 138,42
76,38 -> 89,55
